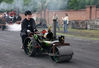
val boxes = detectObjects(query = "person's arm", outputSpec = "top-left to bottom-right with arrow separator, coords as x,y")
62,17 -> 64,20
32,19 -> 38,32
21,20 -> 27,33
56,15 -> 58,20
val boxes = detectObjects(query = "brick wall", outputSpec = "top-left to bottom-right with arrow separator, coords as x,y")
33,5 -> 99,25
46,9 -> 87,24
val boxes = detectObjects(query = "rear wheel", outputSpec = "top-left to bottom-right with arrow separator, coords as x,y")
24,38 -> 37,56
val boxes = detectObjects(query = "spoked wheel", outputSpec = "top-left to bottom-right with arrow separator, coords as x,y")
50,47 -> 60,63
24,38 -> 37,56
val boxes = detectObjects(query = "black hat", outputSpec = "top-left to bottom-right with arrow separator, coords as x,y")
24,10 -> 32,16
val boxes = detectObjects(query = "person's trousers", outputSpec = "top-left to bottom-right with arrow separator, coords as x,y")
64,21 -> 68,33
20,32 -> 28,45
56,22 -> 60,31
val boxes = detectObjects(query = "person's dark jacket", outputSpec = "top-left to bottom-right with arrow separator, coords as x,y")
21,18 -> 37,35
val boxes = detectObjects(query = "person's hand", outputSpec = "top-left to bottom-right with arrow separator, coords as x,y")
29,32 -> 33,37
34,29 -> 38,32
34,31 -> 40,34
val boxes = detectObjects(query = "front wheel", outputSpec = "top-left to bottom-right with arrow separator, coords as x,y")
50,46 -> 73,63
50,47 -> 60,63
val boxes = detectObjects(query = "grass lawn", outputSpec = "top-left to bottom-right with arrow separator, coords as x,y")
57,28 -> 99,40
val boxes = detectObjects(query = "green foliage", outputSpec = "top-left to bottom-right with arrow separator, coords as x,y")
68,0 -> 79,10
0,0 -> 30,4
68,0 -> 99,10
0,0 -> 13,3
24,0 -> 30,5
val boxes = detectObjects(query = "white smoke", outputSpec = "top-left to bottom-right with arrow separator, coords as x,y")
6,23 -> 21,31
0,0 -> 24,11
47,0 -> 69,10
0,0 -> 69,12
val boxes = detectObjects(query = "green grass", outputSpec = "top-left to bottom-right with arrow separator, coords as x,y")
70,28 -> 99,37
57,28 -> 99,40
57,33 -> 99,40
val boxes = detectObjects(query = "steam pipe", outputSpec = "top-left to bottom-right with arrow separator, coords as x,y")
53,19 -> 56,39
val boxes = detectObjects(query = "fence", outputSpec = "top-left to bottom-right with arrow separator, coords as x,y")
70,19 -> 99,30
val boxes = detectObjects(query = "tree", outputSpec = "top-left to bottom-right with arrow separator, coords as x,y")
68,0 -> 99,10
24,0 -> 30,5
0,0 -> 13,3
68,0 -> 79,10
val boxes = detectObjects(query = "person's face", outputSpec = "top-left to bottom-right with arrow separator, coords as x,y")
26,15 -> 32,20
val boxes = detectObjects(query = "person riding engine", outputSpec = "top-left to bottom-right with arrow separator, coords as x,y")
20,10 -> 38,49
20,11 -> 73,63
41,27 -> 53,41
